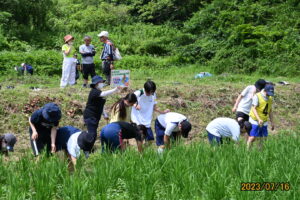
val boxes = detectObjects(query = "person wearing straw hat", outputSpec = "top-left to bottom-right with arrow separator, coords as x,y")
60,34 -> 77,88
0,133 -> 17,155
98,31 -> 114,84
29,103 -> 62,156
83,75 -> 121,149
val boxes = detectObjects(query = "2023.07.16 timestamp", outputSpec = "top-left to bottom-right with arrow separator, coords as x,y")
241,182 -> 290,191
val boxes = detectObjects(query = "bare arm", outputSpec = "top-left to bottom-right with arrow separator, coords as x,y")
232,94 -> 243,112
70,155 -> 77,166
269,110 -> 274,130
50,127 -> 57,153
163,135 -> 170,149
154,104 -> 170,114
29,117 -> 38,140
136,141 -> 143,153
120,139 -> 126,151
63,45 -> 72,55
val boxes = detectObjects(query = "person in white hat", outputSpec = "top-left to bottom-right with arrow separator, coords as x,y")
61,34 -> 77,88
98,31 -> 114,84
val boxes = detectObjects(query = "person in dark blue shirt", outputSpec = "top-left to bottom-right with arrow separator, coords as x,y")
29,103 -> 61,156
15,63 -> 34,75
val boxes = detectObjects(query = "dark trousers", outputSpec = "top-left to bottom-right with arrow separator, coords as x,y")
82,63 -> 96,80
100,122 -> 122,152
29,128 -> 51,156
207,131 -> 223,145
155,119 -> 179,146
146,127 -> 155,141
102,60 -> 112,84
84,117 -> 99,144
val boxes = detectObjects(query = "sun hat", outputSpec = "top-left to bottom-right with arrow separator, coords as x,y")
264,84 -> 275,96
90,75 -> 106,88
180,120 -> 192,138
98,31 -> 109,38
254,79 -> 266,91
64,35 -> 74,43
42,103 -> 62,122
77,131 -> 94,152
3,133 -> 17,152
21,63 -> 25,67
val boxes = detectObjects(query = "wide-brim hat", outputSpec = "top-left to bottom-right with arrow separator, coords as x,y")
77,131 -> 94,152
90,75 -> 106,88
4,133 -> 17,152
42,103 -> 62,122
64,34 -> 74,43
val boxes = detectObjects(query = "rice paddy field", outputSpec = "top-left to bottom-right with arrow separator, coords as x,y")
0,65 -> 299,199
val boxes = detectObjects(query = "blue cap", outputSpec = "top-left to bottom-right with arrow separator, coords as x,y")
90,76 -> 105,88
42,103 -> 62,122
4,133 -> 17,152
264,84 -> 275,96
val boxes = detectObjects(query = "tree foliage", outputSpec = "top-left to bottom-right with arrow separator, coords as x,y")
0,0 -> 300,76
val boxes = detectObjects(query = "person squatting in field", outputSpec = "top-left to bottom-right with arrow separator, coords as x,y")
60,35 -> 77,88
100,122 -> 147,153
206,117 -> 252,145
79,36 -> 96,88
155,112 -> 192,152
99,31 -> 115,84
83,75 -> 121,152
29,103 -> 61,156
247,84 -> 275,149
55,126 -> 92,167
131,80 -> 170,143
0,133 -> 17,156
110,93 -> 137,123
15,63 -> 34,76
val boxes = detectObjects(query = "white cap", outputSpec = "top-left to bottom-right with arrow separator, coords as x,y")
98,31 -> 109,38
21,63 -> 25,67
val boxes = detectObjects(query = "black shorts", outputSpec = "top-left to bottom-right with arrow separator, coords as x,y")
82,63 -> 96,80
236,111 -> 249,121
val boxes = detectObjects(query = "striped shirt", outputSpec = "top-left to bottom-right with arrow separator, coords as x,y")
101,40 -> 114,60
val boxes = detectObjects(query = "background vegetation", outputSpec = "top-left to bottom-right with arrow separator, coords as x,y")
0,0 -> 300,76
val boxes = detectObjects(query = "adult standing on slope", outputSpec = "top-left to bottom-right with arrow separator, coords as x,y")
79,36 -> 96,88
61,35 -> 77,88
98,31 -> 114,85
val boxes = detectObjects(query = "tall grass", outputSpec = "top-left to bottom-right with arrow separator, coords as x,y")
1,133 -> 299,199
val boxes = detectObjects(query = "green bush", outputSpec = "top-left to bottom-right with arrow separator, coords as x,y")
0,50 -> 62,75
